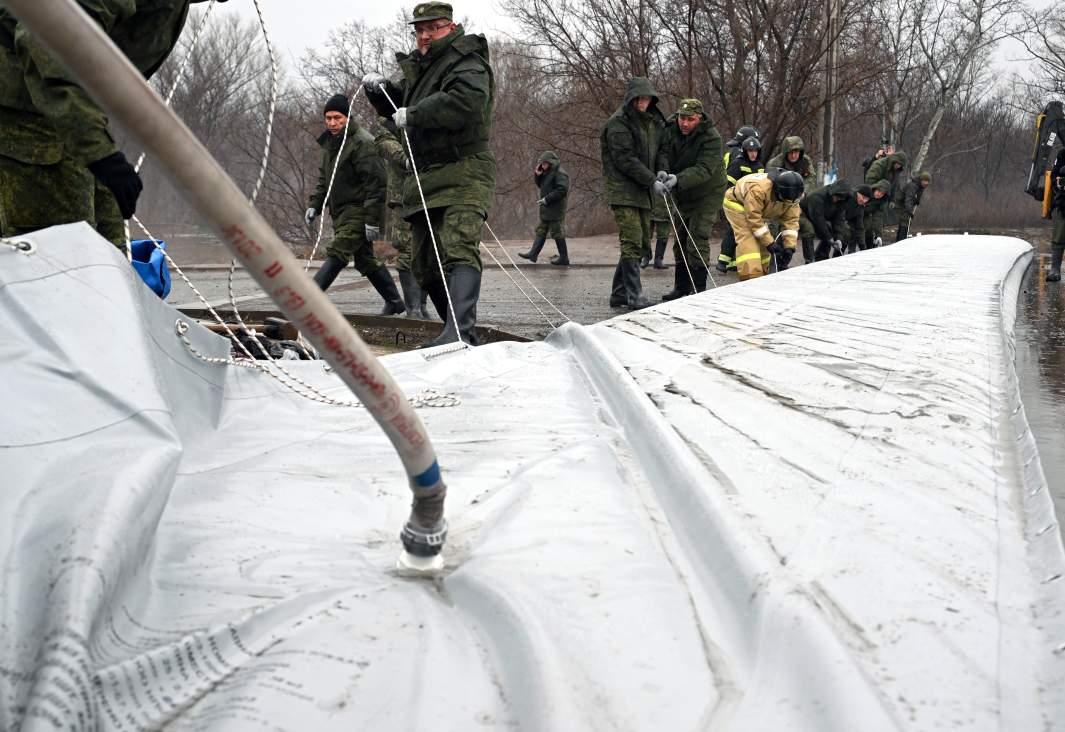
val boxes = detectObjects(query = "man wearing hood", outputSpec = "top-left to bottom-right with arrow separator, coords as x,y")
0,0 -> 225,247
363,1 -> 495,347
655,98 -> 725,299
894,171 -> 930,241
305,95 -> 403,316
600,76 -> 666,310
865,150 -> 908,193
801,180 -> 855,260
520,150 -> 570,265
766,136 -> 816,263
863,180 -> 892,249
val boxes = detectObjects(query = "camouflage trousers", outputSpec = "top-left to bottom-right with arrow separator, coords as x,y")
409,204 -> 484,287
0,153 -> 124,246
671,205 -> 713,270
534,217 -> 566,240
389,205 -> 413,272
864,211 -> 885,247
611,205 -> 651,262
326,205 -> 383,275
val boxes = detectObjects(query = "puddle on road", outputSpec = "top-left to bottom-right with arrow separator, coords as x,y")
1015,253 -> 1065,544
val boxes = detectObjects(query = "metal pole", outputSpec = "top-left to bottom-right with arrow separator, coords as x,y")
2,0 -> 447,559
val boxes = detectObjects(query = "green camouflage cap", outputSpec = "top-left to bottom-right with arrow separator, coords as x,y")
677,98 -> 703,116
410,2 -> 453,23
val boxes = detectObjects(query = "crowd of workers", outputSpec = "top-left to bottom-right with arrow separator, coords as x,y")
1,0 -> 939,346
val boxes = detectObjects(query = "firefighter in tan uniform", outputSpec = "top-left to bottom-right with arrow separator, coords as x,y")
722,169 -> 805,280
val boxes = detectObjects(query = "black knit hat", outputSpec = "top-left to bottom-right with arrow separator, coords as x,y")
324,94 -> 349,116
856,185 -> 873,199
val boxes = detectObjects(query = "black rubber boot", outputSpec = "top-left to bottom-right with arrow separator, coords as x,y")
313,255 -> 347,291
621,259 -> 651,309
715,259 -> 728,274
423,279 -> 448,321
398,270 -> 422,318
801,237 -> 815,264
549,238 -> 570,266
640,252 -> 651,269
1048,244 -> 1064,282
814,240 -> 833,262
609,262 -> 626,307
424,265 -> 481,348
895,225 -> 909,243
653,238 -> 669,269
418,289 -> 430,319
368,268 -> 406,315
519,236 -> 546,263
661,263 -> 692,301
692,265 -> 708,292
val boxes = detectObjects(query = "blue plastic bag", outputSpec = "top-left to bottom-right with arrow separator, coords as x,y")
129,239 -> 172,299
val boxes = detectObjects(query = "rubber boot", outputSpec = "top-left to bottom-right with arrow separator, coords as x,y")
814,240 -> 832,262
424,265 -> 481,348
640,251 -> 651,269
423,279 -> 448,321
519,236 -> 546,263
313,255 -> 347,291
609,262 -> 626,307
549,238 -> 570,266
368,268 -> 406,315
895,225 -> 909,243
418,289 -> 430,319
398,270 -> 422,318
653,238 -> 669,269
692,265 -> 708,293
621,259 -> 651,309
715,258 -> 728,274
661,263 -> 692,301
1048,244 -> 1064,282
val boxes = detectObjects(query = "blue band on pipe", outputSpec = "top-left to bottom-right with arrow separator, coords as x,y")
414,460 -> 441,488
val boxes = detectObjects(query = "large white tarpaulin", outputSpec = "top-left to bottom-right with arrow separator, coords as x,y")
1,225 -> 1063,730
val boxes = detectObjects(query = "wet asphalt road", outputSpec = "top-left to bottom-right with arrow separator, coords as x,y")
160,225 -> 1064,538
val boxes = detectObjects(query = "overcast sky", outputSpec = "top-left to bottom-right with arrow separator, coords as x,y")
227,0 -> 518,65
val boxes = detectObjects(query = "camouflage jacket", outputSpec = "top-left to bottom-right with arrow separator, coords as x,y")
0,0 -> 194,166
600,77 -> 665,211
368,27 -> 495,219
308,125 -> 386,222
656,112 -> 726,214
534,151 -> 569,222
765,136 -> 815,192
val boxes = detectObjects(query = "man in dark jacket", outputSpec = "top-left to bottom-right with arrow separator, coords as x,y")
894,171 -> 930,241
1048,149 -> 1065,282
841,185 -> 872,254
600,76 -> 665,310
724,124 -> 759,167
862,180 -> 892,249
520,150 -> 570,265
0,0 -> 223,247
801,180 -> 855,261
364,1 -> 495,347
306,95 -> 404,315
655,98 -> 725,299
766,136 -> 816,263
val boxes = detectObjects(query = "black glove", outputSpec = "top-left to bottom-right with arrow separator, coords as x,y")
778,248 -> 794,268
88,151 -> 143,219
767,241 -> 783,255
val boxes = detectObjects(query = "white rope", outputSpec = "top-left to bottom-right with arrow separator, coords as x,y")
482,220 -> 571,324
0,237 -> 33,252
663,192 -> 718,289
376,84 -> 463,346
660,193 -> 698,294
479,242 -> 558,330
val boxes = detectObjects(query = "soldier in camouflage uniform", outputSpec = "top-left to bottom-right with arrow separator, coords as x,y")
862,180 -> 892,249
765,136 -> 816,264
0,0 -> 223,247
374,119 -> 430,318
655,98 -> 726,299
519,150 -> 570,265
600,76 -> 666,310
894,171 -> 930,242
364,1 -> 495,347
305,94 -> 404,315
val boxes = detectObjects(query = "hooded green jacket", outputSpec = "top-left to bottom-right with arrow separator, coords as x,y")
0,1 -> 196,167
894,175 -> 926,215
765,136 -> 815,192
369,26 -> 495,219
800,180 -> 855,243
864,151 -> 908,187
600,77 -> 665,210
863,181 -> 892,228
309,125 -> 386,222
534,151 -> 569,221
655,112 -> 726,214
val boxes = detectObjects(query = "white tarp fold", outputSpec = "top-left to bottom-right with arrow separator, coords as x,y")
1,225 -> 1063,731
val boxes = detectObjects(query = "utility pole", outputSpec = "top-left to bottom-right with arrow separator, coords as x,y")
817,0 -> 840,184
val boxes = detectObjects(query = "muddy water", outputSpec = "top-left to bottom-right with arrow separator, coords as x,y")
1015,250 -> 1065,543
